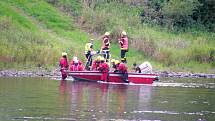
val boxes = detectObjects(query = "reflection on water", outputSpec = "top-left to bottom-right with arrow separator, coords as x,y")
0,77 -> 215,121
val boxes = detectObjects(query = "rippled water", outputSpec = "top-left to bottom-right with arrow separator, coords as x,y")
0,77 -> 215,121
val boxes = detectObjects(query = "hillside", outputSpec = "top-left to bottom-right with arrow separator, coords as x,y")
0,0 -> 214,73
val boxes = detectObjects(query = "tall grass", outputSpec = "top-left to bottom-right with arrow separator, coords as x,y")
72,1 -> 215,72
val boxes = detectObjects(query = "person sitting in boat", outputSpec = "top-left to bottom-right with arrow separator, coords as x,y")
70,57 -> 83,71
117,61 -> 129,83
78,61 -> 84,71
59,52 -> 68,80
98,57 -> 109,82
133,61 -> 153,74
92,56 -> 101,71
110,59 -> 119,72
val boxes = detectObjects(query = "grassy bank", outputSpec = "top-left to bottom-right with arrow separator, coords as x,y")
59,1 -> 214,73
0,0 -> 88,69
0,0 -> 214,73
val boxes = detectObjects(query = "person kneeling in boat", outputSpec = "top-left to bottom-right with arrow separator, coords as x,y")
110,59 -> 119,72
70,56 -> 84,71
115,61 -> 129,83
59,52 -> 69,80
98,57 -> 109,82
92,56 -> 101,71
133,61 -> 153,74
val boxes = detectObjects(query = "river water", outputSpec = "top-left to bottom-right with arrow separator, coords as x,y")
0,77 -> 215,121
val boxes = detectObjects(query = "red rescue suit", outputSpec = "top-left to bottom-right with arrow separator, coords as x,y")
118,63 -> 128,73
101,36 -> 110,60
92,60 -> 100,71
118,62 -> 129,83
101,36 -> 110,50
59,57 -> 68,80
78,61 -> 84,71
99,62 -> 109,82
119,36 -> 128,50
70,60 -> 83,71
119,36 -> 128,63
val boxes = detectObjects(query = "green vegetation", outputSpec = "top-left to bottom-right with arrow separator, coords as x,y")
0,0 -> 214,72
0,0 -> 87,69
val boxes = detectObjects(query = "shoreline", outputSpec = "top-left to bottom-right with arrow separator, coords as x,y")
0,69 -> 214,78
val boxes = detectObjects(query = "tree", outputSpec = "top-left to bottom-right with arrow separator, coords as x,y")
162,0 -> 200,30
193,0 -> 215,31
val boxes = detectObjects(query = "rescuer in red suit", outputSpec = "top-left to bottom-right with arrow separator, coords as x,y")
70,57 -> 83,71
98,57 -> 109,82
59,52 -> 68,80
92,56 -> 101,71
118,31 -> 128,63
101,32 -> 110,61
116,61 -> 129,83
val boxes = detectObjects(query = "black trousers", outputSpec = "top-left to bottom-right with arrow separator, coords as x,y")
121,49 -> 128,63
85,52 -> 92,66
121,72 -> 129,83
102,49 -> 110,60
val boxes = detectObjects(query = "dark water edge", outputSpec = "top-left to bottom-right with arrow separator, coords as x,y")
0,69 -> 215,78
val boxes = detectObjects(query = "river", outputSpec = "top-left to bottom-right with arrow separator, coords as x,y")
0,77 -> 214,121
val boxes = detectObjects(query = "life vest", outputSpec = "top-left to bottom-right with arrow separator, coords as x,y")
70,60 -> 83,71
102,36 -> 110,50
119,36 -> 128,50
78,64 -> 84,71
92,60 -> 100,71
59,57 -> 68,68
99,62 -> 109,73
118,62 -> 128,73
85,42 -> 93,54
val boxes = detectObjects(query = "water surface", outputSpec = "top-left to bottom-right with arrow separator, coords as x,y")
0,77 -> 215,121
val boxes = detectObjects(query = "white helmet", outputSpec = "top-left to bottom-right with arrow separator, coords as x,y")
73,56 -> 78,62
62,52 -> 67,56
122,31 -> 127,35
104,32 -> 110,36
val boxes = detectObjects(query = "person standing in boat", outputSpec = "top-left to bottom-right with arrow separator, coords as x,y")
85,39 -> 94,70
101,32 -> 110,62
98,57 -> 109,82
116,61 -> 129,83
59,52 -> 69,80
118,31 -> 128,63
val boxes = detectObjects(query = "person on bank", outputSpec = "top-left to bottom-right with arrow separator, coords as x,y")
118,31 -> 128,63
59,52 -> 69,80
98,57 -> 109,82
101,32 -> 110,61
70,56 -> 84,71
133,61 -> 153,74
85,39 -> 94,70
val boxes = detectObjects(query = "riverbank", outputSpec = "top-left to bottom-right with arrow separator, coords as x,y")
0,69 -> 214,79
